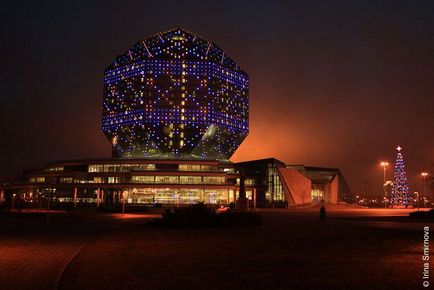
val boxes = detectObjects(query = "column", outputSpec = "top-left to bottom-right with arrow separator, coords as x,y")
96,188 -> 100,207
101,190 -> 105,207
227,189 -> 230,205
73,187 -> 78,208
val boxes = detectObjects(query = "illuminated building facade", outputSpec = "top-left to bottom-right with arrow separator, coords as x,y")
236,159 -> 352,207
2,159 -> 246,207
0,29 -> 352,209
103,28 -> 249,160
0,158 -> 351,209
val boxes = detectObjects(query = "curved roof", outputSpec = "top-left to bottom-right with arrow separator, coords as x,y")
106,28 -> 246,74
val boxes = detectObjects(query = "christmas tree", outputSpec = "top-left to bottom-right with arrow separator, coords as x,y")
391,146 -> 411,206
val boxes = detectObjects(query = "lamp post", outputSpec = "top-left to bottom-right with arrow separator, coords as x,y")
122,190 -> 127,214
422,172 -> 428,207
415,191 -> 419,211
380,162 -> 389,208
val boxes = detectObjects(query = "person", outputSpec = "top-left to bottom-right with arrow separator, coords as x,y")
319,205 -> 326,222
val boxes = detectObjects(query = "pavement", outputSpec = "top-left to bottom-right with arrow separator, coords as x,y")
0,236 -> 87,290
0,206 -> 432,290
0,210 -> 157,290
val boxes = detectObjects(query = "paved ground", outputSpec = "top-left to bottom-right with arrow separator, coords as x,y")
0,210 -> 158,290
1,207 -> 431,290
0,236 -> 86,290
59,207 -> 431,290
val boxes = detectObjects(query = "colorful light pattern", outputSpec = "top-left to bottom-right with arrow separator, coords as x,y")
102,28 -> 249,160
391,145 -> 411,206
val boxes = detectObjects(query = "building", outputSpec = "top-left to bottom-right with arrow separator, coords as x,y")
0,29 -> 351,209
102,28 -> 249,160
2,159 -> 240,207
235,158 -> 352,207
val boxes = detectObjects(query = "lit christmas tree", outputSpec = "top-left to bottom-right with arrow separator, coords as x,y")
391,146 -> 411,206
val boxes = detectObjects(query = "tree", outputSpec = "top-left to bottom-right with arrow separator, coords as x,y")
391,146 -> 411,206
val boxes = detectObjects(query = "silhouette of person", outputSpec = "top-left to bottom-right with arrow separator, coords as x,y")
319,205 -> 326,222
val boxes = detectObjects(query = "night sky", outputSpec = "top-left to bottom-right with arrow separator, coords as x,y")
1,0 -> 433,195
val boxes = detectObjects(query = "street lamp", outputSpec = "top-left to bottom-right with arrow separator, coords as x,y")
380,162 -> 389,208
422,172 -> 428,207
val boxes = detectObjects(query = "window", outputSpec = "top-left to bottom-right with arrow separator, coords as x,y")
59,177 -> 73,183
179,165 -> 201,171
89,163 -> 155,173
132,176 -> 155,183
36,177 -> 45,183
201,165 -> 218,172
136,164 -> 155,171
245,178 -> 255,186
203,176 -> 225,184
105,164 -> 121,172
108,177 -> 120,183
89,165 -> 103,172
155,176 -> 179,184
180,176 -> 202,184
93,177 -> 104,183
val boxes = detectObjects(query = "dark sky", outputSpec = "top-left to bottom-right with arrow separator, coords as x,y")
1,0 -> 433,195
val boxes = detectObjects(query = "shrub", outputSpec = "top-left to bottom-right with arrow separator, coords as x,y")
155,202 -> 217,228
151,202 -> 261,228
409,209 -> 434,219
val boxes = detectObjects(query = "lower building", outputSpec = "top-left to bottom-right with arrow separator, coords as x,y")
0,158 -> 352,208
235,158 -> 352,207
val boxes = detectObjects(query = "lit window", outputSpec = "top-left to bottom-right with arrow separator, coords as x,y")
108,177 -> 120,183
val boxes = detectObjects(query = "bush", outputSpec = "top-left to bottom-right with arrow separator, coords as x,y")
151,202 -> 261,228
409,209 -> 434,219
154,202 -> 216,228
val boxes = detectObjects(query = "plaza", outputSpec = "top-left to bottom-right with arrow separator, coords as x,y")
0,206 -> 429,289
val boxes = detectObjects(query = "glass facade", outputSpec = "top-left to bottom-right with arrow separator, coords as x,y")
7,158 -> 352,208
131,175 -> 226,184
89,163 -> 155,172
59,177 -> 73,183
311,185 -> 325,204
126,188 -> 230,205
267,163 -> 284,202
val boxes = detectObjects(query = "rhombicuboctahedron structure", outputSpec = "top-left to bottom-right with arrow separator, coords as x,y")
102,28 -> 249,160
